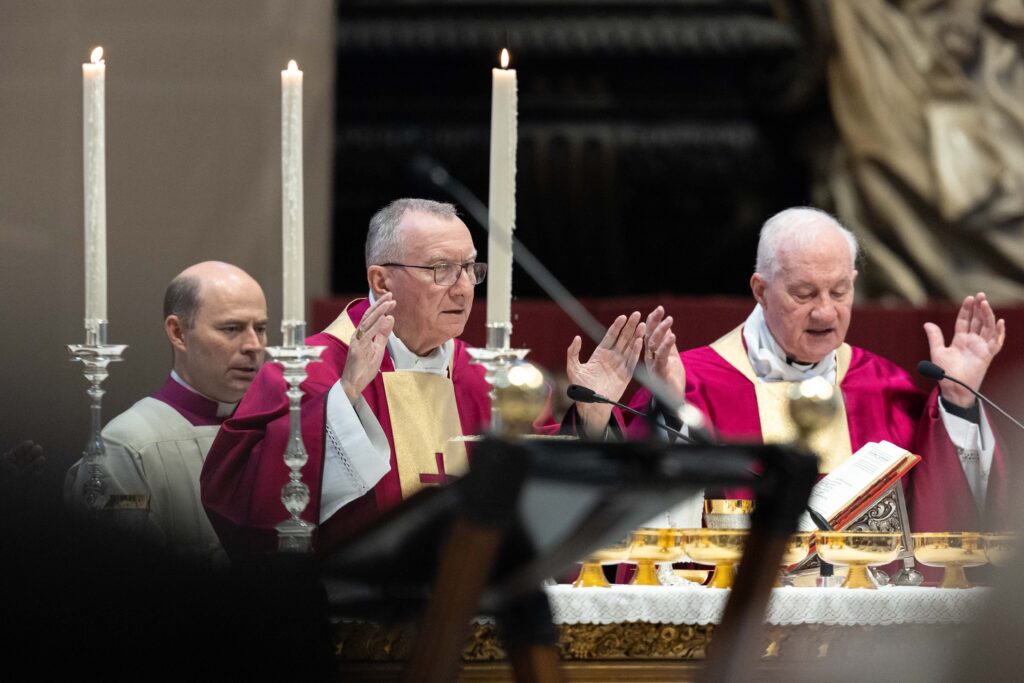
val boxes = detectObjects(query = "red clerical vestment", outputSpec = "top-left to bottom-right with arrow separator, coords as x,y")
201,300 -> 494,555
628,326 -> 1010,534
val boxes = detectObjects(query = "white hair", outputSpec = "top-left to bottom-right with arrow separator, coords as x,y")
364,198 -> 459,268
755,207 -> 859,280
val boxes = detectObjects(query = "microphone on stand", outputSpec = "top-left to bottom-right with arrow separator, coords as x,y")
916,361 -> 1024,432
566,384 -> 710,446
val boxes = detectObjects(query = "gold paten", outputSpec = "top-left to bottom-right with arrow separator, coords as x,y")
683,529 -> 748,589
628,528 -> 685,586
983,532 -> 1018,568
912,532 -> 987,589
816,531 -> 902,589
710,325 -> 852,472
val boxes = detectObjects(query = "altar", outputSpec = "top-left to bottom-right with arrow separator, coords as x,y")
334,584 -> 989,681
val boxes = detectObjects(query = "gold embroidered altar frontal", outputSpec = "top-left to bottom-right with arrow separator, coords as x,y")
333,621 -> 969,682
333,585 -> 987,681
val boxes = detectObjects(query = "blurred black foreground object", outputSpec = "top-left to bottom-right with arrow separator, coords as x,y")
320,436 -> 818,683
0,445 -> 334,680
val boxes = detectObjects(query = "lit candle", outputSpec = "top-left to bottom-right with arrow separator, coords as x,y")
486,48 -> 518,333
83,46 -> 107,324
281,59 -> 304,326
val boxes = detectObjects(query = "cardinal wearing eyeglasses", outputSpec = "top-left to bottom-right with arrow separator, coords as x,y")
201,198 -> 646,555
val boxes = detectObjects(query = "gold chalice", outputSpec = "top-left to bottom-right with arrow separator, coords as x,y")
816,531 -> 902,589
628,528 -> 685,586
704,499 -> 755,529
912,532 -> 987,589
573,541 -> 631,588
777,532 -> 814,586
683,529 -> 748,589
983,532 -> 1018,568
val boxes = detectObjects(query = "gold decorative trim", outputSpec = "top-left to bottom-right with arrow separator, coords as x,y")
558,623 -> 712,660
334,622 -> 712,662
323,299 -> 362,344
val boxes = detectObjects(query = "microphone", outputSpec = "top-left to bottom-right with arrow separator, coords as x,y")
916,360 -> 1024,432
916,360 -> 946,381
566,384 -> 698,444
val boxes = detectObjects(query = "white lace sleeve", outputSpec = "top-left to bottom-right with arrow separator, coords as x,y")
938,402 -> 994,510
319,383 -> 391,522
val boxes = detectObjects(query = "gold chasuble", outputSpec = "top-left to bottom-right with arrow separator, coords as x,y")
710,325 -> 853,473
324,306 -> 470,500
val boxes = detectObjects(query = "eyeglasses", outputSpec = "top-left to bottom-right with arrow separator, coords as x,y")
381,261 -> 488,286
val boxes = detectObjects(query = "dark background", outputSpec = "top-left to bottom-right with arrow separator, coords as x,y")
330,0 -> 833,298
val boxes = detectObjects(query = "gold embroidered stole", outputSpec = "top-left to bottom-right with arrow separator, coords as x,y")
323,301 -> 470,498
709,325 -> 853,473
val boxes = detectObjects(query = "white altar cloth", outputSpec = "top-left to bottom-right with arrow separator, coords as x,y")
545,585 -> 991,626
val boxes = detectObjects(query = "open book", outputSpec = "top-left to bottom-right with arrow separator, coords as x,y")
797,440 -> 920,532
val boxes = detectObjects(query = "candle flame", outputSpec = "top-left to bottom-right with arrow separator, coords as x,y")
90,46 -> 104,64
500,48 -> 510,69
287,59 -> 299,72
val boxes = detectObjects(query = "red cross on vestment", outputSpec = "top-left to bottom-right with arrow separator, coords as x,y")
419,452 -> 458,486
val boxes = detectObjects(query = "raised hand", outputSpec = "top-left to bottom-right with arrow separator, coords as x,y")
644,306 -> 685,401
340,293 -> 396,403
566,312 -> 645,437
923,292 -> 1006,409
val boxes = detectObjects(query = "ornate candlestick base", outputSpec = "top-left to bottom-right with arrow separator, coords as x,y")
466,323 -> 530,434
267,324 -> 326,553
67,320 -> 127,510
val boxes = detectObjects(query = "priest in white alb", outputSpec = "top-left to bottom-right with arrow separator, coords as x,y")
66,261 -> 268,564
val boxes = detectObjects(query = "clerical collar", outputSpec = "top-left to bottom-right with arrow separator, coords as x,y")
168,370 -> 239,419
367,290 -> 454,377
387,332 -> 453,377
741,305 -> 836,384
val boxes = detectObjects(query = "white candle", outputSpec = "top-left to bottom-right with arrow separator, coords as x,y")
486,48 -> 518,330
281,59 -> 304,325
83,46 -> 107,324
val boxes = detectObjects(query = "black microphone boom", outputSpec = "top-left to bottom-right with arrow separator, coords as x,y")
566,384 -> 696,444
916,360 -> 1024,433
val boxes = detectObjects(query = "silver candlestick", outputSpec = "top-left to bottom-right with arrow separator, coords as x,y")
267,321 -> 325,553
466,322 -> 530,433
67,319 -> 127,510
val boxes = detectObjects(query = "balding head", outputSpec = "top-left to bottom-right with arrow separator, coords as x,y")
164,262 -> 268,403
